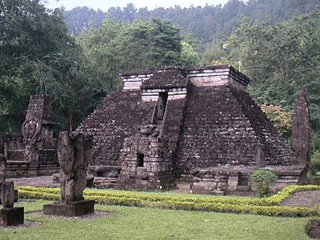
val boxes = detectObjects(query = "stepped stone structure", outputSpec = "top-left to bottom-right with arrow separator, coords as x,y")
0,95 -> 59,177
76,65 -> 308,194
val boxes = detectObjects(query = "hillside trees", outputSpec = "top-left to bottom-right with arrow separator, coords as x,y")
226,9 -> 320,149
0,0 -> 74,130
0,0 -> 108,131
79,18 -> 198,75
63,0 -> 320,54
116,19 -> 182,72
63,7 -> 106,35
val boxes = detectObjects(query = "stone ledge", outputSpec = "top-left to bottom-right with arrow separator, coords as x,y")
43,200 -> 95,217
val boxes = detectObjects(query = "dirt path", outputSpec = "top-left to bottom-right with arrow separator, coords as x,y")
281,190 -> 320,208
8,176 -> 58,188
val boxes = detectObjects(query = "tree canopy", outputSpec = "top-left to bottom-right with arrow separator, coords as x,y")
1,0 -> 320,154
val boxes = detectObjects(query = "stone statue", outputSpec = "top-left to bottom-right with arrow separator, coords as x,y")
57,132 -> 93,204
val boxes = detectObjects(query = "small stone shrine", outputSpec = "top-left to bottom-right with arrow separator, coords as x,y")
118,124 -> 176,190
0,156 -> 24,226
0,95 -> 59,177
43,132 -> 94,217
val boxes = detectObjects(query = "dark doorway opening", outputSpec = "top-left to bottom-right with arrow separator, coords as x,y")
137,153 -> 145,167
155,92 -> 168,123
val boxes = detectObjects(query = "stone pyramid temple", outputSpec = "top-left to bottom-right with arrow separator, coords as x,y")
76,65 -> 309,194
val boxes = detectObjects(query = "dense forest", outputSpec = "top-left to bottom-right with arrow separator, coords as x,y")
1,0 -> 320,158
64,0 -> 320,51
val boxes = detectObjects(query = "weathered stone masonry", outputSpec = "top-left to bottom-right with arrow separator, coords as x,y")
0,95 -> 59,177
77,65 -> 309,194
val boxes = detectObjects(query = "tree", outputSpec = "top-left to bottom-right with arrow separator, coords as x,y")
180,41 -> 201,68
116,19 -> 182,72
0,0 -> 77,130
226,9 -> 320,148
0,0 -> 106,132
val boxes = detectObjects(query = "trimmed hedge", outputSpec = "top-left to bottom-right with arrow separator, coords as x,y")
17,185 -> 320,217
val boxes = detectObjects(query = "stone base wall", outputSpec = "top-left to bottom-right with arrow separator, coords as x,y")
117,175 -> 176,191
189,166 -> 305,195
6,150 -> 59,177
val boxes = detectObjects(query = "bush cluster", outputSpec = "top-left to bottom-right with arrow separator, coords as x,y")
17,185 -> 320,217
250,169 -> 278,197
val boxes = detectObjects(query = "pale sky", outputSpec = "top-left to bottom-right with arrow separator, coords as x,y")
43,0 -> 231,11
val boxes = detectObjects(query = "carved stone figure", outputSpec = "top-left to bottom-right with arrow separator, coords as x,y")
57,132 -> 93,204
22,118 -> 41,145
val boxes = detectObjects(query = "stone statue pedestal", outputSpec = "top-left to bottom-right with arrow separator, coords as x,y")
43,200 -> 95,217
0,207 -> 24,226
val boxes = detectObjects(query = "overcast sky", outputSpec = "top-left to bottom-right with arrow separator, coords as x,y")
43,0 -> 231,11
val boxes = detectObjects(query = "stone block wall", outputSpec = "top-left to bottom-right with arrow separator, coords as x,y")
118,125 -> 175,190
176,85 -> 259,171
25,95 -> 53,121
77,91 -> 155,176
231,87 -> 292,165
175,84 -> 292,174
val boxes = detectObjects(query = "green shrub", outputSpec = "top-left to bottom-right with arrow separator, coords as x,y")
250,169 -> 277,197
310,151 -> 320,176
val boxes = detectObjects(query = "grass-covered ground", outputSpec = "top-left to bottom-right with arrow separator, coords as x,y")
0,200 -> 312,240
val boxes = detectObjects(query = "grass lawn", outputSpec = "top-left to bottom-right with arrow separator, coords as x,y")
0,200 -> 311,240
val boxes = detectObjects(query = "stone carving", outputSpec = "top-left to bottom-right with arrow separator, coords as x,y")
292,88 -> 311,166
1,182 -> 15,208
22,118 -> 41,145
139,124 -> 160,137
58,132 -> 93,204
43,131 -> 94,217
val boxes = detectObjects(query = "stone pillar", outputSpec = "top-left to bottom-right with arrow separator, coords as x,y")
291,89 -> 311,167
0,181 -> 24,226
1,182 -> 15,208
255,144 -> 266,168
0,154 -> 5,188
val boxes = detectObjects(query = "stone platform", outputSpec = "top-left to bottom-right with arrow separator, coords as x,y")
43,200 -> 95,217
0,207 -> 24,226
